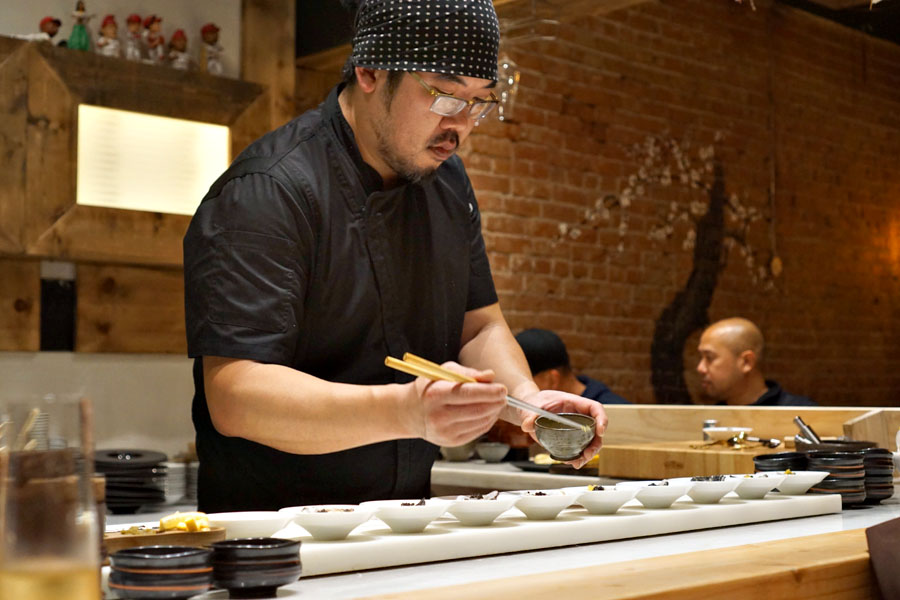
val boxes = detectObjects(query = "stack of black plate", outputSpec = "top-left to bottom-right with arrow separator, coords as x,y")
95,449 -> 168,514
806,450 -> 866,505
863,448 -> 895,504
752,451 -> 808,473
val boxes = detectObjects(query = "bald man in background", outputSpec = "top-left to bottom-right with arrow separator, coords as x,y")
697,318 -> 817,406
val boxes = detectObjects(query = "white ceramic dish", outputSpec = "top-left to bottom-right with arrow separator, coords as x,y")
508,490 -> 576,520
729,473 -> 786,499
561,485 -> 636,515
702,426 -> 752,441
770,471 -> 829,495
616,480 -> 691,509
278,505 -> 374,541
360,499 -> 450,533
206,511 -> 292,539
893,452 -> 899,475
669,477 -> 739,504
445,495 -> 518,526
475,442 -> 510,463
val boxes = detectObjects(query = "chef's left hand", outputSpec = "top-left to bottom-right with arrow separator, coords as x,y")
517,391 -> 608,469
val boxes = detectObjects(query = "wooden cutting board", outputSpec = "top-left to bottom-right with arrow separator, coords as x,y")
593,441 -> 785,479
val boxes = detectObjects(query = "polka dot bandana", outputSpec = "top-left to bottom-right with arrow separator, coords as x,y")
350,0 -> 500,82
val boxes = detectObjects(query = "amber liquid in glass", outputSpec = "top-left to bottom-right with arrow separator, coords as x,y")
0,559 -> 101,600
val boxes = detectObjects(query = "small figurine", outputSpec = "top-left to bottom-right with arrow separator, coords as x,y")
67,1 -> 94,51
95,15 -> 120,58
123,14 -> 143,61
167,29 -> 195,71
142,14 -> 165,64
40,16 -> 63,42
200,23 -> 224,76
11,16 -> 63,43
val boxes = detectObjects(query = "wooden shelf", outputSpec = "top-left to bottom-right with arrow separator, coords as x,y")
0,36 -> 269,267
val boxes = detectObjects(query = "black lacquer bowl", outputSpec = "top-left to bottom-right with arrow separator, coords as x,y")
863,448 -> 896,504
807,451 -> 866,505
211,538 -> 302,599
753,451 -> 808,473
109,546 -> 213,599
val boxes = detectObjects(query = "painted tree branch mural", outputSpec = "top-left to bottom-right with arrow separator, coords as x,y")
557,133 -> 778,404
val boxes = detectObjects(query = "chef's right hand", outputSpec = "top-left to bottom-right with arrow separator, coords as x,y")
401,361 -> 508,447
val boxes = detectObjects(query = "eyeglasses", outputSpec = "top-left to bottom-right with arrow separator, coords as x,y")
409,72 -> 499,121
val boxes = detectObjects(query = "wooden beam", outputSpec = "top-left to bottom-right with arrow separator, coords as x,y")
806,0 -> 871,8
242,0 -> 296,130
28,205 -> 190,267
0,258 -> 39,351
0,41 -> 27,254
362,529 -> 876,600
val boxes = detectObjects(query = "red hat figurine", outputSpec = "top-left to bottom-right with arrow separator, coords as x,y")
40,16 -> 62,28
126,14 -> 141,25
200,23 -> 220,36
143,15 -> 161,29
101,14 -> 116,28
171,29 -> 187,42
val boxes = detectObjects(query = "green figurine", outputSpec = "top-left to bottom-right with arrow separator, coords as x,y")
68,1 -> 93,51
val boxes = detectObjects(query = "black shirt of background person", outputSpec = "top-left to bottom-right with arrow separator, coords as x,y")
716,380 -> 818,407
577,375 -> 630,404
183,84 -> 498,512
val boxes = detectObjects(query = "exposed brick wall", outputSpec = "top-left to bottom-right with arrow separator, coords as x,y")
461,0 -> 900,406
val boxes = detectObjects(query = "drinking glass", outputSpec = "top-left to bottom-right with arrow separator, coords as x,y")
0,395 -> 101,600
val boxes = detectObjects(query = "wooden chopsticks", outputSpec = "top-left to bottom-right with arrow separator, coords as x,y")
384,353 -> 592,433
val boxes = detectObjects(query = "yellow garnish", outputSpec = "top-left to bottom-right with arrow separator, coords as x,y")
160,511 -> 210,532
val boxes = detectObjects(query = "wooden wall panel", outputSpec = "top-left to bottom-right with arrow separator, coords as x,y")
0,42 -> 28,254
0,258 -> 40,351
76,264 -> 186,354
242,0 -> 296,129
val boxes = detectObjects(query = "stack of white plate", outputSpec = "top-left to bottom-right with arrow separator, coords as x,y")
163,461 -> 186,504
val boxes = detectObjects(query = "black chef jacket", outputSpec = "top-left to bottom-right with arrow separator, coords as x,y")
183,84 -> 498,512
714,380 -> 817,407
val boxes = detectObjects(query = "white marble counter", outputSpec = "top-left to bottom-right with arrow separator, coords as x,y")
104,485 -> 900,600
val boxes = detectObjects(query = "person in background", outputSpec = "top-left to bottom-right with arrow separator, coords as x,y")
183,0 -> 606,513
515,329 -> 630,404
697,317 -> 817,406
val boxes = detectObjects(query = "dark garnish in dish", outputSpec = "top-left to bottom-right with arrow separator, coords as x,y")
459,490 -> 500,500
400,499 -> 427,506
691,475 -> 726,481
314,507 -> 354,513
526,491 -> 548,496
648,481 -> 669,487
587,484 -> 604,491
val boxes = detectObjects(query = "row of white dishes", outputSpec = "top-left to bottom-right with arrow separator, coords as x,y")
205,470 -> 830,542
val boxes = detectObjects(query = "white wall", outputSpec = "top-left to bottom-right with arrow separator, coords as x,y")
1,0 -> 241,78
0,352 -> 196,459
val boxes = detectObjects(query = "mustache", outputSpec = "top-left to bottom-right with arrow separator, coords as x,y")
428,131 -> 459,149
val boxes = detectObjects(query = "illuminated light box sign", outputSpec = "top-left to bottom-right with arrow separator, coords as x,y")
76,105 -> 230,216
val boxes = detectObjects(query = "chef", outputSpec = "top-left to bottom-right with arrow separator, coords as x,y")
183,0 -> 607,512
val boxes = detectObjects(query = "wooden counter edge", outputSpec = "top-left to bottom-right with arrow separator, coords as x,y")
359,528 -> 878,600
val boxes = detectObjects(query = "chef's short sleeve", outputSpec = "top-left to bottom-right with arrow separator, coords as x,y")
184,173 -> 315,365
